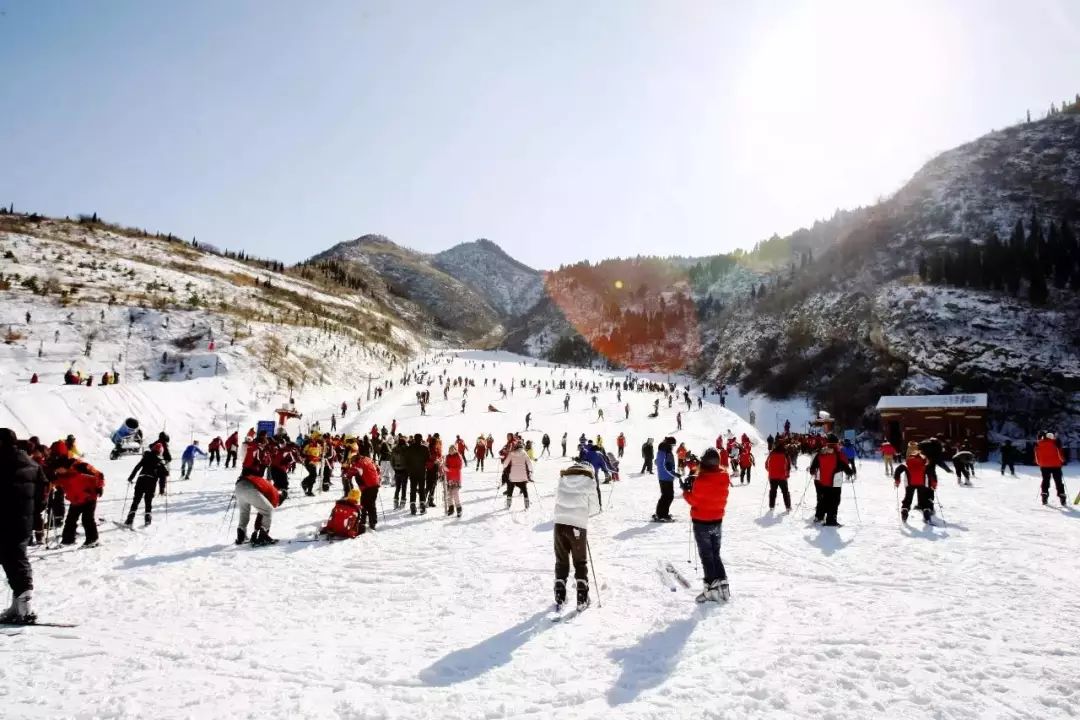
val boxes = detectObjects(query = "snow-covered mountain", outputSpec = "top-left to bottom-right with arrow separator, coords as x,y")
432,238 -> 543,317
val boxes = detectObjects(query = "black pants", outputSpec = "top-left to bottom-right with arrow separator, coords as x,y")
693,520 -> 727,584
1041,467 -> 1065,500
956,463 -> 971,482
814,484 -> 842,524
322,463 -> 332,492
506,482 -> 529,499
554,523 -> 587,583
302,463 -> 317,492
425,466 -> 440,505
901,485 -> 934,514
561,444 -> 567,457
209,448 -> 221,465
0,540 -> 32,596
739,466 -> 751,483
393,469 -> 409,504
360,487 -> 378,529
127,478 -> 156,522
225,448 -> 238,468
642,458 -> 653,474
617,446 -> 624,458
408,473 -> 425,507
270,467 -> 289,492
62,499 -> 98,545
475,457 -> 485,471
768,480 -> 791,509
1000,460 -> 1015,476
655,481 -> 674,519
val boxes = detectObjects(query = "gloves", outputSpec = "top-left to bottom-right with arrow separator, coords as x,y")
894,480 -> 900,488
930,480 -> 938,490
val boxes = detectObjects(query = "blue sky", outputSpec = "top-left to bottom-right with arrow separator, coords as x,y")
2,0 -> 1079,269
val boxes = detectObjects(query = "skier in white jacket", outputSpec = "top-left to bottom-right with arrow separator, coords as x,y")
553,461 -> 599,610
502,441 -> 534,509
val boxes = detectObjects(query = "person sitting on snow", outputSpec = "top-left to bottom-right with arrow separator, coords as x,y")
321,488 -> 363,539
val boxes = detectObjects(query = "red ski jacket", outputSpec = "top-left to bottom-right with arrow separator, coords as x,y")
241,473 -> 281,507
323,499 -> 361,538
682,466 -> 730,522
444,453 -> 463,484
1034,439 -> 1064,469
56,461 -> 105,505
809,446 -> 852,488
765,450 -> 790,480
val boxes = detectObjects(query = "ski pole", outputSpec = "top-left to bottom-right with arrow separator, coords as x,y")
895,483 -> 902,524
686,521 -> 693,565
221,494 -> 236,529
792,474 -> 813,514
164,478 -> 170,524
934,488 -> 947,525
757,478 -> 769,516
585,536 -> 601,608
848,477 -> 861,525
119,479 -> 131,523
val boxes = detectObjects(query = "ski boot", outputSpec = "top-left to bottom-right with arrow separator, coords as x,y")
456,506 -> 462,518
525,498 -> 530,510
575,579 -> 590,611
410,503 -> 417,516
1041,495 -> 1048,506
695,583 -> 712,603
0,591 -> 35,625
420,504 -> 427,515
446,505 -> 454,517
554,579 -> 567,609
1060,495 -> 1068,507
718,579 -> 730,601
124,512 -> 135,527
144,514 -> 152,527
505,497 -> 512,510
900,508 -> 909,522
83,540 -> 100,548
922,509 -> 932,524
251,529 -> 278,546
236,528 -> 247,545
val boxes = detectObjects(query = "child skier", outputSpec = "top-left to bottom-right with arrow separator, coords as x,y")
553,461 -> 599,611
681,448 -> 730,602
737,445 -> 755,485
444,445 -> 464,517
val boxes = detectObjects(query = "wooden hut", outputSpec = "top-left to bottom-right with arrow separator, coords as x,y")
876,394 -> 989,460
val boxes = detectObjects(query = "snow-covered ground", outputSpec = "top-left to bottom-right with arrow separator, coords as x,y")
4,351 -> 1079,719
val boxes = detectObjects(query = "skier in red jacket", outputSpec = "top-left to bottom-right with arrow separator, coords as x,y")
1034,432 -> 1066,506
54,458 -> 105,546
444,445 -> 464,517
224,431 -> 240,469
681,448 -> 731,602
808,434 -> 854,527
234,472 -> 280,546
894,443 -> 936,524
764,445 -> 792,511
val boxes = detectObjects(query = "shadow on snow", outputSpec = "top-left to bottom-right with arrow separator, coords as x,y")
417,610 -> 553,687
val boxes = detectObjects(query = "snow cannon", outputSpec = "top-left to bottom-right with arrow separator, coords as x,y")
110,418 -> 144,460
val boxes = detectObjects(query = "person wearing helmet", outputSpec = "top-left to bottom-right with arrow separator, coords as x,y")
125,443 -> 168,527
1034,432 -> 1067,506
321,487 -> 363,538
681,448 -> 731,602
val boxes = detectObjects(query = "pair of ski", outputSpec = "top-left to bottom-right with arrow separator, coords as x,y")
1,621 -> 78,630
656,559 -> 692,593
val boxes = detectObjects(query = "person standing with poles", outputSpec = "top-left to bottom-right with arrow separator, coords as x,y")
0,429 -> 47,624
764,443 -> 792,512
125,443 -> 168,527
1035,432 -> 1067,506
681,448 -> 731,602
641,438 -> 655,475
180,440 -> 207,480
808,434 -> 853,527
652,437 -> 679,522
552,460 -> 599,612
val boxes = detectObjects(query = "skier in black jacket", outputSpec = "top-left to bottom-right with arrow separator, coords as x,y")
0,428 -> 46,624
125,444 -> 168,527
641,438 -> 655,474
404,435 -> 429,516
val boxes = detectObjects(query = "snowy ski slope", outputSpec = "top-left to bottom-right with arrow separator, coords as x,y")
4,351 -> 1079,719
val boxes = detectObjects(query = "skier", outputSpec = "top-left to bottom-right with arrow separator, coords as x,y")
560,432 -> 568,457
473,437 -> 487,471
125,443 -> 168,527
0,428 -> 46,624
525,412 -> 531,431
234,471 -> 280,546
502,439 -> 534,509
652,437 -> 679,522
321,488 -> 362,538
390,436 -> 409,509
641,438 -> 655,474
765,443 -> 792,511
54,455 -> 105,546
224,431 -> 239,469
154,432 -> 172,493
540,433 -> 551,457
952,448 -> 975,486
1000,440 -> 1017,476
552,461 -> 599,611
676,412 -> 682,431
300,436 -> 322,496
737,444 -> 755,484
624,403 -> 629,420
1035,432 -> 1066,506
356,448 -> 381,530
808,434 -> 854,527
880,439 -> 897,476
405,434 -> 428,516
616,433 -> 625,458
180,440 -> 206,480
581,441 -> 612,502
444,445 -> 464,517
425,433 -> 443,509
597,408 -> 604,422
208,436 -> 223,467
681,448 -> 731,602
894,443 -> 937,523
563,394 -> 570,412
